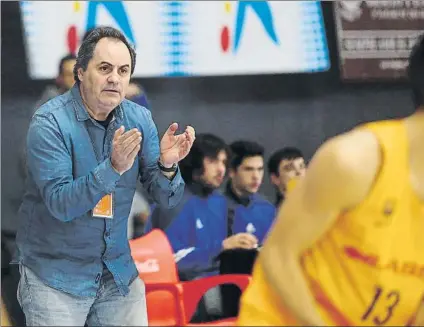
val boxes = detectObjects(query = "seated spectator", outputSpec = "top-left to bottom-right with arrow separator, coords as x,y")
224,140 -> 276,245
219,141 -> 276,319
161,135 -> 266,322
164,137 -> 262,280
126,82 -> 150,109
268,147 -> 306,207
21,54 -> 78,181
34,54 -> 77,111
144,133 -> 229,236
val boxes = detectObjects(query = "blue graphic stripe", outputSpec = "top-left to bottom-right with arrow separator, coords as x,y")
300,1 -> 330,72
234,1 -> 279,52
20,2 -> 36,38
86,2 -> 135,45
160,1 -> 190,77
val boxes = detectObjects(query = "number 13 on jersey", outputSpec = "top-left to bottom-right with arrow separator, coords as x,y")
361,285 -> 401,326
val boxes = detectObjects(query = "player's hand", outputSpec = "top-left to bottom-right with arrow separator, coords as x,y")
222,233 -> 259,250
111,126 -> 142,175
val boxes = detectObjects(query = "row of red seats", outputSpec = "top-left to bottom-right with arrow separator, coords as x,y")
130,229 -> 251,326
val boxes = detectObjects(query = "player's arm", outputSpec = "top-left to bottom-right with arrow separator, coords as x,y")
259,130 -> 381,326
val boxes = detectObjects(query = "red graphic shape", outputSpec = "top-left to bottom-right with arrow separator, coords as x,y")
344,246 -> 378,266
67,25 -> 78,55
220,26 -> 230,53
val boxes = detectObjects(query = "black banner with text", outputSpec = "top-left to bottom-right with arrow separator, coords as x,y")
334,1 -> 424,80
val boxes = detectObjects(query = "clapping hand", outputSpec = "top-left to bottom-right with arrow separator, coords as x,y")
159,123 -> 195,167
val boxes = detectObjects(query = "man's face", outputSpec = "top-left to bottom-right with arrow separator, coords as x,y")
271,157 -> 306,194
78,37 -> 131,111
60,59 -> 76,90
200,150 -> 227,188
230,156 -> 264,195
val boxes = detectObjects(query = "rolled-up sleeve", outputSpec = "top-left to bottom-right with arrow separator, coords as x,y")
138,111 -> 185,209
27,114 -> 121,222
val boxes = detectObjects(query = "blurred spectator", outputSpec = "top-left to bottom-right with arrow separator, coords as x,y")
20,54 -> 78,180
224,140 -> 276,244
34,54 -> 77,111
268,147 -> 306,206
125,80 -> 150,108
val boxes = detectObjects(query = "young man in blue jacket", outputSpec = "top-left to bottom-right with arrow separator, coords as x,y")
144,133 -> 229,235
224,140 -> 276,244
220,140 -> 277,318
162,139 -> 277,282
161,136 -> 260,282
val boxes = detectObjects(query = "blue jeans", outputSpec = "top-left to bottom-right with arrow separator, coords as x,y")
17,264 -> 148,326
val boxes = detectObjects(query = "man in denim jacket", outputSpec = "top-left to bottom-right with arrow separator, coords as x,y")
13,26 -> 195,326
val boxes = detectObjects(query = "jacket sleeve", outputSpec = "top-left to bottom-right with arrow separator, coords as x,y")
165,204 -> 223,273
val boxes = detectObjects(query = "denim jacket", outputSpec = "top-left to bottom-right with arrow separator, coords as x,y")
13,84 -> 185,297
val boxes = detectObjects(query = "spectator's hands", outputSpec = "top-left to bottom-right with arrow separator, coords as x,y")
222,233 -> 259,250
111,126 -> 142,175
159,123 -> 195,167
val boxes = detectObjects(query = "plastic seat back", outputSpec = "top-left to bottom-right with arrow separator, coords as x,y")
130,229 -> 179,284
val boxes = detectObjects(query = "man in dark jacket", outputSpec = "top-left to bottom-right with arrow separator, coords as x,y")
224,140 -> 275,245
220,140 -> 276,318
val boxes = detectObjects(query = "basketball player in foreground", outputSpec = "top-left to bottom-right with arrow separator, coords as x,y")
237,33 -> 424,326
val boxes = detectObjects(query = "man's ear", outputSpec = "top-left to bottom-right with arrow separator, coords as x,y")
77,67 -> 84,83
270,173 -> 280,187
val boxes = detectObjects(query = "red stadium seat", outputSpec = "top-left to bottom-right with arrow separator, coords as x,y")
130,229 -> 251,326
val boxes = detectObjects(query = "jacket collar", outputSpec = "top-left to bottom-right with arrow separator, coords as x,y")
224,181 -> 252,207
